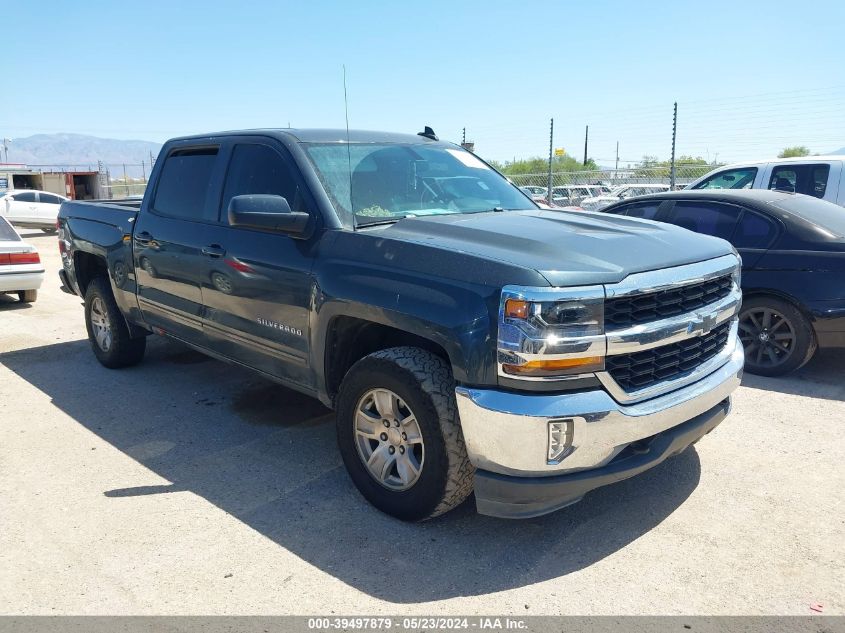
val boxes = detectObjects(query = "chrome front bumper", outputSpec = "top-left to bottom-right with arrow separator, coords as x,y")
455,333 -> 744,478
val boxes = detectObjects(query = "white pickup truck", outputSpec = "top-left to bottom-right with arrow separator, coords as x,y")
687,155 -> 845,207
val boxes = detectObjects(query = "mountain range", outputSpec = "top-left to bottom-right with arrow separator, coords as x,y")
4,134 -> 163,178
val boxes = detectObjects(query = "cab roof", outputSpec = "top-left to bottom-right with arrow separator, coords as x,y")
168,128 -> 445,145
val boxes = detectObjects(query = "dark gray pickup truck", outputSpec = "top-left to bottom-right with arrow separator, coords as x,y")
57,128 -> 744,520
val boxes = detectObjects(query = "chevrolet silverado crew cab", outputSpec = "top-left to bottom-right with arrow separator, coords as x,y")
57,128 -> 744,520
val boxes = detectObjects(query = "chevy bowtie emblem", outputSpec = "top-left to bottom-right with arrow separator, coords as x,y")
689,312 -> 718,336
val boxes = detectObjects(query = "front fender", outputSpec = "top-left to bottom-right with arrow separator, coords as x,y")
312,260 -> 498,392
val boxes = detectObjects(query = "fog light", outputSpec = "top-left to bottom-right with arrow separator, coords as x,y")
548,419 -> 574,464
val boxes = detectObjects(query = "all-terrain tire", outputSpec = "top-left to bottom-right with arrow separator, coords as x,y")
335,347 -> 475,521
84,276 -> 146,368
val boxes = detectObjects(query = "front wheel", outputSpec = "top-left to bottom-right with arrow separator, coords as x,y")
84,276 -> 146,368
738,296 -> 816,376
335,347 -> 474,521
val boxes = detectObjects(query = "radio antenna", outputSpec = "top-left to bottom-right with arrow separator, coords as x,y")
343,64 -> 356,230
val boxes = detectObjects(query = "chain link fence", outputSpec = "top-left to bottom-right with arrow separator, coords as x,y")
505,164 -> 718,205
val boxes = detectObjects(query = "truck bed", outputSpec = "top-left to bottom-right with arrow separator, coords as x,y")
60,199 -> 141,225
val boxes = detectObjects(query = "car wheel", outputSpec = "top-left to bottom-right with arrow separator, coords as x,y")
18,289 -> 37,303
84,276 -> 146,368
738,296 -> 816,376
335,347 -> 474,521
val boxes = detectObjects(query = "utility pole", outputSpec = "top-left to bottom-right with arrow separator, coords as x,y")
150,150 -> 155,168
547,118 -> 554,205
123,163 -> 129,196
2,138 -> 10,163
583,125 -> 589,166
141,160 -> 146,183
615,141 -> 619,175
670,102 -> 678,189
462,127 -> 466,145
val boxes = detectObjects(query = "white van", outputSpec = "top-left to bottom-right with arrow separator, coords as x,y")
686,156 -> 845,207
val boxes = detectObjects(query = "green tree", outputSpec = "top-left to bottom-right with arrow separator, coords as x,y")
778,146 -> 811,158
492,154 -> 599,176
633,155 -> 712,178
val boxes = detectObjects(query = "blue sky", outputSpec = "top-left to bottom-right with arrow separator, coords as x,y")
4,0 -> 844,165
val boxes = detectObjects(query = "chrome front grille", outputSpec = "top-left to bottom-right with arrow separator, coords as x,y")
599,255 -> 742,403
606,321 -> 732,391
605,274 -> 733,327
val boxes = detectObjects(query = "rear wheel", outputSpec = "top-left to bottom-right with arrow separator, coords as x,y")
18,289 -> 37,303
84,276 -> 146,368
335,347 -> 474,521
738,296 -> 815,376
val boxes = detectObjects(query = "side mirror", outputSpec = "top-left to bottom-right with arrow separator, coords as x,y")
227,194 -> 310,237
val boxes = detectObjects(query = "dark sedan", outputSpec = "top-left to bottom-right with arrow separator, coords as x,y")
601,189 -> 845,376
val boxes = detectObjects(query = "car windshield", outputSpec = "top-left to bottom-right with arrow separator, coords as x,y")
0,216 -> 21,241
303,142 -> 534,227
769,195 -> 845,238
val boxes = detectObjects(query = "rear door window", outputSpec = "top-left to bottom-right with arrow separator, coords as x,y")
694,167 -> 757,190
732,209 -> 777,248
152,147 -> 219,221
38,193 -> 63,205
666,201 -> 739,240
768,164 -> 830,198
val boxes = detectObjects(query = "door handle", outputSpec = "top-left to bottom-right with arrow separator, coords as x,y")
202,244 -> 226,258
134,231 -> 153,245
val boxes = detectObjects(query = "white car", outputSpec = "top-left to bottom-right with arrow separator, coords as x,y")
0,189 -> 69,232
579,183 -> 671,211
0,216 -> 43,303
686,156 -> 845,207
518,185 -> 548,201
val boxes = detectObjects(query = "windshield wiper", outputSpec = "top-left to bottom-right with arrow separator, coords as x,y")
355,214 -> 413,229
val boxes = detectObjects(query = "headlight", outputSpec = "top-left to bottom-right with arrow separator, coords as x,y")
730,249 -> 742,288
498,285 -> 606,378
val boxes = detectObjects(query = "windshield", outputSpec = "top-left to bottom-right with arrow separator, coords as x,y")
303,143 -> 534,227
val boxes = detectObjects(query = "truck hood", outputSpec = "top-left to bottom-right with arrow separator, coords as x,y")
380,209 -> 733,286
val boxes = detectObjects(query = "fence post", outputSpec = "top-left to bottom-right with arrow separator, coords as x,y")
670,102 -> 677,188
583,125 -> 589,166
547,118 -> 554,205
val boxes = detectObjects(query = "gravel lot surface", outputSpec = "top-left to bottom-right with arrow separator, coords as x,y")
1,230 -> 843,615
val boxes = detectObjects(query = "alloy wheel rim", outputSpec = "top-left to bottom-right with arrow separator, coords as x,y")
90,297 -> 112,352
354,388 -> 424,491
738,307 -> 795,368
